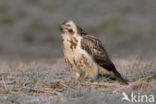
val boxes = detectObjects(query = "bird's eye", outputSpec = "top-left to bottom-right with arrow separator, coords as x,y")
66,24 -> 71,27
68,29 -> 74,33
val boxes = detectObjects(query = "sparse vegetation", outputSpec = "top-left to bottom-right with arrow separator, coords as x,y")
0,57 -> 155,104
0,0 -> 155,104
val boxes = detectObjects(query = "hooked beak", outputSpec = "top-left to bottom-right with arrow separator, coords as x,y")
60,24 -> 66,32
60,24 -> 66,29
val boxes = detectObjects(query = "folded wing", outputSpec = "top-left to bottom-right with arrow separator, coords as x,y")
81,35 -> 128,84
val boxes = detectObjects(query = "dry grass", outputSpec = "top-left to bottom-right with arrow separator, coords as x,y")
0,0 -> 155,103
0,56 -> 155,104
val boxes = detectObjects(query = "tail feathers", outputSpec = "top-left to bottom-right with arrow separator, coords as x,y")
98,66 -> 128,85
112,70 -> 128,85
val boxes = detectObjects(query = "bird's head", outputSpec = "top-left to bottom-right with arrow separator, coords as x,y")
60,20 -> 87,36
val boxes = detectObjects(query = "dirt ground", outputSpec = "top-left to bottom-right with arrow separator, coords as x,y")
0,56 -> 155,104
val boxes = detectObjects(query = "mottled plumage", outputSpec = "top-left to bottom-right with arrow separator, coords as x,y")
60,20 -> 128,85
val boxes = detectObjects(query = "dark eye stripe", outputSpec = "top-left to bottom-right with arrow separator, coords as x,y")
68,29 -> 74,34
66,24 -> 71,27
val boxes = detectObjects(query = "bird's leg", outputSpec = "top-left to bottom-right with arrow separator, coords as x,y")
84,72 -> 88,79
72,72 -> 88,86
78,72 -> 86,83
75,72 -> 81,81
71,72 -> 81,86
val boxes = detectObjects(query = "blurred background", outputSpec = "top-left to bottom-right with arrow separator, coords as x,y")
0,0 -> 155,60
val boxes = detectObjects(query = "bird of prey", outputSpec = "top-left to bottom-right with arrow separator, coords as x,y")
60,20 -> 128,85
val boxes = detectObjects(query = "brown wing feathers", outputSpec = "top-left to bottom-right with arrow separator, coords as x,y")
81,35 -> 114,71
81,35 -> 128,84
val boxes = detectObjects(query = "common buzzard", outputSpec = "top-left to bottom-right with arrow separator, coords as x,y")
60,20 -> 128,85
